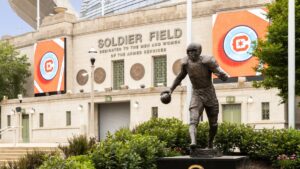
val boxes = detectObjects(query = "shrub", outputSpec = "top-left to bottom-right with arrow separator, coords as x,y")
271,129 -> 300,158
91,137 -> 143,169
133,118 -> 189,154
58,134 -> 96,158
39,155 -> 65,169
247,129 -> 300,161
134,118 -> 300,164
275,154 -> 300,169
214,122 -> 255,154
196,122 -> 209,148
65,155 -> 95,169
113,128 -> 134,142
39,155 -> 95,169
246,129 -> 280,160
17,150 -> 50,169
91,129 -> 174,169
0,161 -> 18,169
0,150 -> 57,169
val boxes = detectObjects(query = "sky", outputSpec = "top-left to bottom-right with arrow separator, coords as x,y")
0,0 -> 82,38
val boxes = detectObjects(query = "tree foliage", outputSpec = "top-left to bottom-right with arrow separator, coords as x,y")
0,41 -> 31,100
253,0 -> 300,102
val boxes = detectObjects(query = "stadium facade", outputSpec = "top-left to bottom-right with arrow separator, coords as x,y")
1,0 -> 298,144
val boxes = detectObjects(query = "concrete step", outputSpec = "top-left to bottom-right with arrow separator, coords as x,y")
0,146 -> 61,165
0,148 -> 57,153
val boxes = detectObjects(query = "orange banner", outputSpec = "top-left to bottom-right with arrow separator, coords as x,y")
213,8 -> 269,77
34,37 -> 66,94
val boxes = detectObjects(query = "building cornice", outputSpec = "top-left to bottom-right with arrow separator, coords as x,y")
4,0 -> 269,48
1,82 -> 264,105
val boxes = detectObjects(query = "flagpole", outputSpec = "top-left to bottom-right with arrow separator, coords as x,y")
185,0 -> 192,123
288,0 -> 295,128
37,0 -> 40,30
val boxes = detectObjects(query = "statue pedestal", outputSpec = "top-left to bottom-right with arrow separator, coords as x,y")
157,155 -> 249,169
190,148 -> 222,158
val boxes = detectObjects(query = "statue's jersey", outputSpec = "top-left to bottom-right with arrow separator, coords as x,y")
182,55 -> 220,89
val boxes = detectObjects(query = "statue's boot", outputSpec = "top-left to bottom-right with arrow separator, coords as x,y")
208,124 -> 218,149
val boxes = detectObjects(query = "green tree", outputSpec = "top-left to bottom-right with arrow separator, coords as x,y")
0,41 -> 31,100
253,0 -> 300,102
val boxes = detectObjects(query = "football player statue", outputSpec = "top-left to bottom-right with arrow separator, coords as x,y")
161,43 -> 228,149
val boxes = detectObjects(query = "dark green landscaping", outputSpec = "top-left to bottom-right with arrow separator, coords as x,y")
1,118 -> 300,169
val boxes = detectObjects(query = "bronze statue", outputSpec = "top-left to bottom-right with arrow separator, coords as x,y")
161,43 -> 228,149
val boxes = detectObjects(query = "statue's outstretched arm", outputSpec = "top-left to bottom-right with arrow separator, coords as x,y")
208,57 -> 229,81
170,63 -> 187,94
214,67 -> 229,81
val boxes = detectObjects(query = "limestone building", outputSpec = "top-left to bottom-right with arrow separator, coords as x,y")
0,0 -> 297,144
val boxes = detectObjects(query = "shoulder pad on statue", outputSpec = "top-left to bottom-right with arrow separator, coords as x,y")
201,55 -> 213,63
202,55 -> 218,67
181,57 -> 188,65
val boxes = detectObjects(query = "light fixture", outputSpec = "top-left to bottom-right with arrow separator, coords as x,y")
89,48 -> 97,66
10,109 -> 15,115
78,104 -> 83,111
140,84 -> 145,88
3,95 -> 7,100
247,96 -> 254,104
18,94 -> 23,103
134,101 -> 139,108
30,108 -> 36,114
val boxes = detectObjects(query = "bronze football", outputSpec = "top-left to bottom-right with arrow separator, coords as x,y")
160,92 -> 171,104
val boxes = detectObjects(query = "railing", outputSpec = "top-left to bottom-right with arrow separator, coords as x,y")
0,126 -> 21,146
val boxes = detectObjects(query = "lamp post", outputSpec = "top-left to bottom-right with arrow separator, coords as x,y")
89,48 -> 97,138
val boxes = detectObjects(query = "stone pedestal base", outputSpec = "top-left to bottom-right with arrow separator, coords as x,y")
157,156 -> 249,169
190,148 -> 222,158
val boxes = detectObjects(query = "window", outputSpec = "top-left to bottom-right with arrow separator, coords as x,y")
66,111 -> 71,126
153,56 -> 166,87
222,104 -> 241,124
262,102 -> 270,120
151,107 -> 158,119
39,113 -> 44,127
113,60 -> 124,90
7,115 -> 11,127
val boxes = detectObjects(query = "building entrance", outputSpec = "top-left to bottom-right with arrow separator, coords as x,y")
98,102 -> 130,140
22,114 -> 29,143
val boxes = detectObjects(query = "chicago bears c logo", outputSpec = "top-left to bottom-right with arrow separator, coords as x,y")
223,26 -> 257,62
39,52 -> 59,80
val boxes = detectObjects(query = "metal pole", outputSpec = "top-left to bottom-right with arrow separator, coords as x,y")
101,0 -> 105,16
37,0 -> 40,30
187,0 -> 192,44
14,127 -> 17,147
19,113 -> 22,143
90,64 -> 95,137
288,0 -> 295,128
185,0 -> 192,123
89,48 -> 97,138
